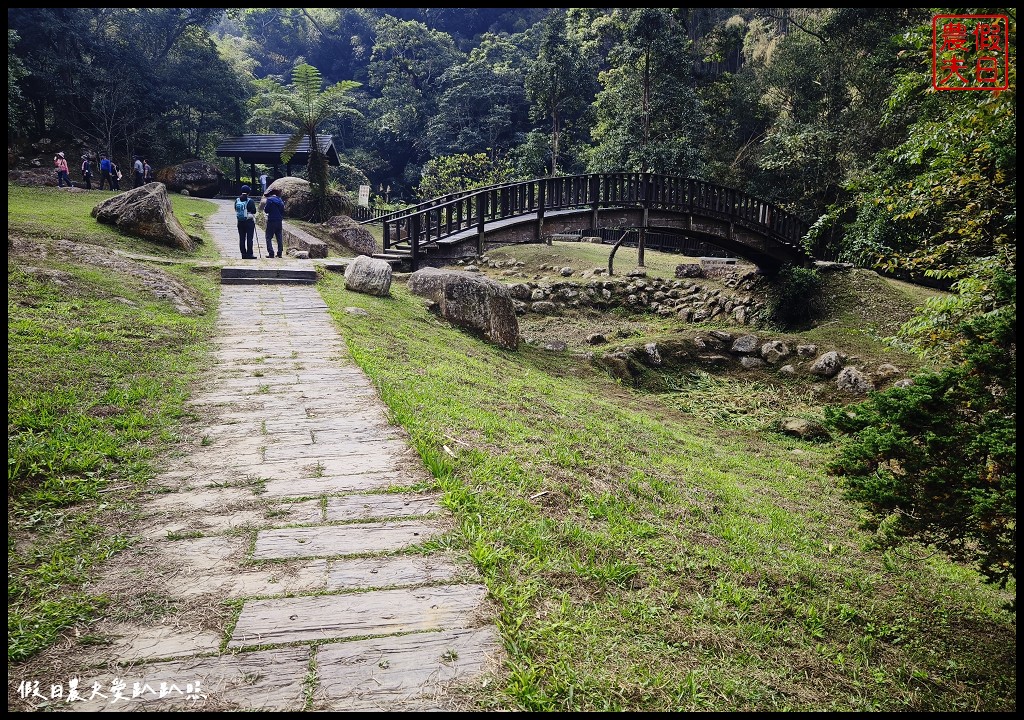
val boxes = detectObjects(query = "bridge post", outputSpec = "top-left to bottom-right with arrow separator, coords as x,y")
638,173 -> 652,267
410,213 -> 420,271
383,220 -> 390,251
590,175 -> 600,232
537,179 -> 546,244
476,192 -> 486,256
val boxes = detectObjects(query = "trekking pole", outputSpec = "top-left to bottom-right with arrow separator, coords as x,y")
254,223 -> 262,259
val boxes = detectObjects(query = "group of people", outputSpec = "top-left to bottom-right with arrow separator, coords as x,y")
235,184 -> 286,260
54,151 -> 151,190
133,156 -> 153,187
56,149 -> 287,262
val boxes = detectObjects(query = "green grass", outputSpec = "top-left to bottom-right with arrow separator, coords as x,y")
7,183 -> 220,661
5,185 -> 1014,710
318,268 -> 1015,711
8,183 -> 222,262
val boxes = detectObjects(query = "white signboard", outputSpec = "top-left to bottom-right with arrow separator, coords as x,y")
358,184 -> 370,207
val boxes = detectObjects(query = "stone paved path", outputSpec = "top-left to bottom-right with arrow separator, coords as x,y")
62,201 -> 503,711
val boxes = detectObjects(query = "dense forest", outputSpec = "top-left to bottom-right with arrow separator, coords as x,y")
7,8 -> 1016,593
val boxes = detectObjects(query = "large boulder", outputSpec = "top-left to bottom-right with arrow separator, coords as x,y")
268,177 -> 351,220
268,177 -> 314,218
835,366 -> 874,394
408,267 -> 520,350
91,183 -> 198,251
344,255 -> 392,297
154,160 -> 223,198
325,215 -> 378,256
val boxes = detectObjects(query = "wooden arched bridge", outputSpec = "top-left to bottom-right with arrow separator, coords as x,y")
358,173 -> 813,273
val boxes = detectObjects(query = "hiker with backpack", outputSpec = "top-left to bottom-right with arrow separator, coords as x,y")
260,187 -> 286,258
99,154 -> 112,190
109,159 -> 121,191
54,152 -> 73,188
235,185 -> 258,259
81,155 -> 93,190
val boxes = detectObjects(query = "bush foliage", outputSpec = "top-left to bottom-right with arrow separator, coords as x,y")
826,271 -> 1016,597
762,264 -> 826,329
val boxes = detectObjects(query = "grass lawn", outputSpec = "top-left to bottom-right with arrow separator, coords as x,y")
8,184 -> 221,661
7,184 -> 1016,710
317,256 -> 1014,711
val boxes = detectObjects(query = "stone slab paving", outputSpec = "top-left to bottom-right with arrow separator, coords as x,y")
252,521 -> 441,560
66,647 -> 311,712
314,627 -> 503,711
326,554 -> 471,590
229,585 -> 490,647
259,472 -> 402,499
325,493 -> 443,521
34,201 -> 502,712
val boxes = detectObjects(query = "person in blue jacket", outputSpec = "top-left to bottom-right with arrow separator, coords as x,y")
261,187 -> 286,258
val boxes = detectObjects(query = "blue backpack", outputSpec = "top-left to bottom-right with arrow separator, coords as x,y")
235,198 -> 251,221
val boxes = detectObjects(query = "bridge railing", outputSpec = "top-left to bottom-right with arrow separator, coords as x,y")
381,173 -> 810,266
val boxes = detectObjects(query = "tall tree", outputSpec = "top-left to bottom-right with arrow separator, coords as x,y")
366,15 -> 464,194
826,9 -> 1016,595
524,10 -> 595,176
264,63 -> 362,219
8,30 -> 29,140
417,151 -> 522,199
588,8 -> 705,176
9,7 -> 235,164
426,32 -> 530,161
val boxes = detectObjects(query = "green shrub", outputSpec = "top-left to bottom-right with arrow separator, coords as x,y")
826,273 -> 1016,598
762,264 -> 825,329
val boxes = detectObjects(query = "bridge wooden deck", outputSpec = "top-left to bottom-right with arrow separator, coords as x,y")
364,173 -> 813,273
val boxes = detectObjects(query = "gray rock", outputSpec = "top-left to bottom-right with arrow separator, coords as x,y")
91,183 -> 197,251
675,263 -> 703,278
508,283 -> 533,301
271,176 -> 351,220
324,215 -> 378,256
810,351 -> 843,378
730,334 -> 759,354
408,267 -> 519,350
779,417 -> 831,440
344,255 -> 393,297
873,363 -> 902,380
760,340 -> 790,363
643,343 -> 662,366
835,366 -> 874,394
154,160 -> 223,198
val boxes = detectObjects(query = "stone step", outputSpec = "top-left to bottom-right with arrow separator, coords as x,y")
220,266 -> 319,285
221,267 -> 319,279
371,253 -> 411,271
221,277 -> 318,285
